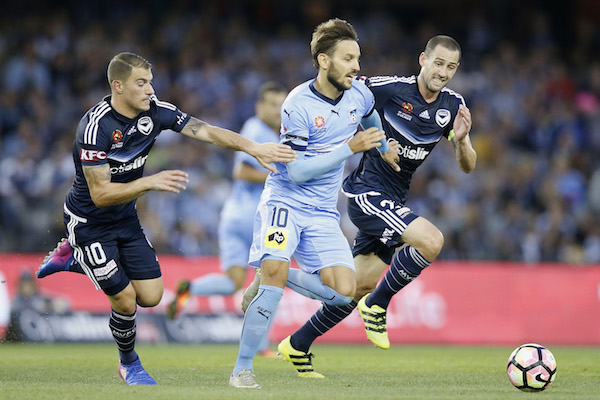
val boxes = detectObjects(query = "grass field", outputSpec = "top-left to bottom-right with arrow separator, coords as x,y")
1,343 -> 599,399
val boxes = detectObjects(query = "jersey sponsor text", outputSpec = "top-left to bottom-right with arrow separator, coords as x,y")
110,155 -> 148,175
80,149 -> 107,161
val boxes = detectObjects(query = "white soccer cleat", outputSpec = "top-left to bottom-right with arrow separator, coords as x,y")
241,268 -> 261,313
229,369 -> 261,389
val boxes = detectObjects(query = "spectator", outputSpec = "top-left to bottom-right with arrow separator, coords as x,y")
0,0 -> 599,264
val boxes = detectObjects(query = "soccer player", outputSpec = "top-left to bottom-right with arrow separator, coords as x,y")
228,18 -> 400,389
167,81 -> 288,357
35,52 -> 296,385
279,35 -> 476,377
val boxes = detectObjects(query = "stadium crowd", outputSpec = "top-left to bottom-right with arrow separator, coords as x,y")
1,0 -> 599,263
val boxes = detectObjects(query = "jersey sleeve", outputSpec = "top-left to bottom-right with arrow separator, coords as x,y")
76,110 -> 112,166
280,101 -> 309,152
354,77 -> 376,117
445,91 -> 468,140
151,95 -> 191,133
366,75 -> 402,110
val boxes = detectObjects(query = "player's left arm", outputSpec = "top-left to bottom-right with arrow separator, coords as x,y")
450,104 -> 476,173
179,117 -> 296,174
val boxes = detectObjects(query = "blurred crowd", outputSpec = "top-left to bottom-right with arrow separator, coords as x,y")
1,0 -> 599,263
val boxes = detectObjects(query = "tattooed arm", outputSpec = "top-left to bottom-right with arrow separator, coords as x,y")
179,116 -> 296,173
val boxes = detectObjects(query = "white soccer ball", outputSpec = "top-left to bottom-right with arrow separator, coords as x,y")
506,343 -> 557,392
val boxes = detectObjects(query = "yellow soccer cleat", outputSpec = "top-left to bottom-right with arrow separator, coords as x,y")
357,294 -> 390,349
277,336 -> 325,378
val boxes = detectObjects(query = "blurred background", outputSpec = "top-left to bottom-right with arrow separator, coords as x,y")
1,0 -> 600,264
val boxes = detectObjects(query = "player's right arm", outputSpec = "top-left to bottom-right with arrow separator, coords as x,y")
83,164 -> 189,208
180,117 -> 296,174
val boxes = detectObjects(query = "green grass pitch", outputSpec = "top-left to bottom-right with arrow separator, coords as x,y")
1,343 -> 598,399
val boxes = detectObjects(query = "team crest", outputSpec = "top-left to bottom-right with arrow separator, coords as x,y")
314,116 -> 325,128
112,129 -> 123,143
402,102 -> 413,114
137,116 -> 154,135
265,227 -> 288,249
435,109 -> 451,128
349,109 -> 357,123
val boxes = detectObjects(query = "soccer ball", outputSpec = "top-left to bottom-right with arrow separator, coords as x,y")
506,343 -> 557,392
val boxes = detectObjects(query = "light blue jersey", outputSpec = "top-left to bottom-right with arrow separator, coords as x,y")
218,116 -> 279,270
266,79 -> 375,209
249,79 -> 374,269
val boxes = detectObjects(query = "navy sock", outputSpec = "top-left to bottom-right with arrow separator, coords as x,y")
291,301 -> 357,353
367,246 -> 431,309
110,309 -> 138,365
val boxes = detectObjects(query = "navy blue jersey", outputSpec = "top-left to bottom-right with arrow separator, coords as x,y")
343,75 -> 466,204
65,94 -> 190,223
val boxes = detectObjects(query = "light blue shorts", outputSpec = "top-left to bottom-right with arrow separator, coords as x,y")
248,193 -> 355,274
218,212 -> 254,271
218,198 -> 259,271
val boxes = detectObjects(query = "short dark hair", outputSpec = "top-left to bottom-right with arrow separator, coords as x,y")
107,52 -> 152,85
310,18 -> 358,69
424,35 -> 461,62
257,81 -> 287,102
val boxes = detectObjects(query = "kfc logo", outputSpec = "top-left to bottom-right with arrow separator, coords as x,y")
80,149 -> 107,161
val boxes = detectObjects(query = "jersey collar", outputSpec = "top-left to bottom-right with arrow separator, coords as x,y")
309,80 -> 344,105
104,95 -> 139,123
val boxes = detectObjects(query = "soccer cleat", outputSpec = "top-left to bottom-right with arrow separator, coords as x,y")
277,336 -> 324,378
241,268 -> 261,313
37,238 -> 74,279
357,294 -> 390,349
229,369 -> 261,389
118,359 -> 157,385
166,280 -> 191,320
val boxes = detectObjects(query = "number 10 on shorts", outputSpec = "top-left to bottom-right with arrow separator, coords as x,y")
265,206 -> 289,249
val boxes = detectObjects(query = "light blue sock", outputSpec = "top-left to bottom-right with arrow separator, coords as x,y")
257,308 -> 276,353
286,269 -> 353,306
233,285 -> 283,374
189,274 -> 236,296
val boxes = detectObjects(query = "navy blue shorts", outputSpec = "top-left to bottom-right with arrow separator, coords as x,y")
347,191 -> 419,265
64,205 -> 161,296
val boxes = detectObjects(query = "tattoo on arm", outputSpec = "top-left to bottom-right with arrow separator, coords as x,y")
183,117 -> 207,137
83,164 -> 111,187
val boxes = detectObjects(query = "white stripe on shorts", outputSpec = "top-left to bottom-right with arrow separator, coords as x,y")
63,203 -> 101,290
354,193 -> 408,234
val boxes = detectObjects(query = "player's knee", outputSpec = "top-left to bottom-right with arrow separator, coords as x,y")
136,288 -> 163,308
109,289 -> 138,314
418,229 -> 444,261
334,280 -> 356,299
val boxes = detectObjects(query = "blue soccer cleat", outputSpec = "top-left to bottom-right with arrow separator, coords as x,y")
118,359 -> 157,385
37,238 -> 75,278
